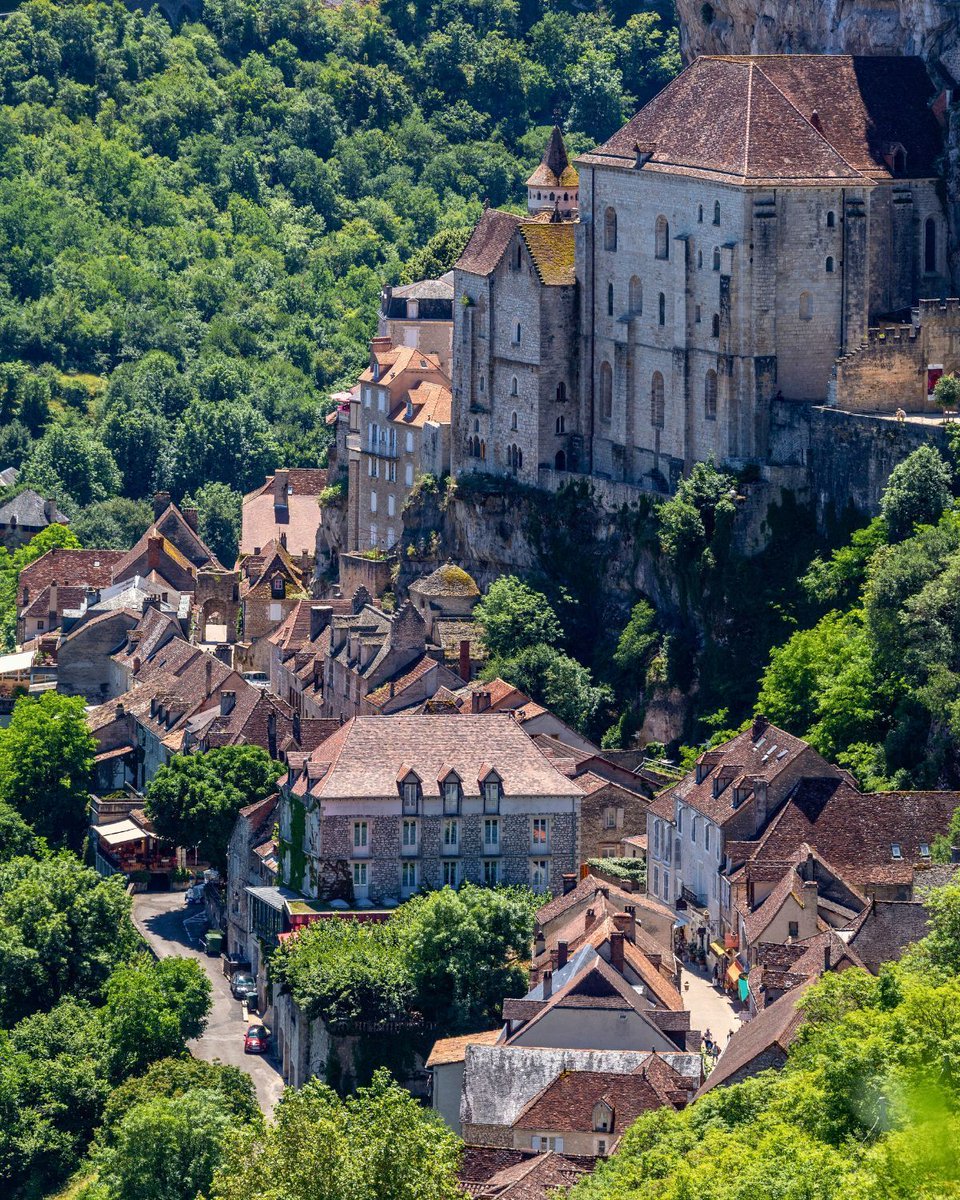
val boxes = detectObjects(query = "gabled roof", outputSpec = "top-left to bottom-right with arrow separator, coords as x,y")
240,469 -> 327,561
844,899 -> 930,971
580,55 -> 941,186
472,1151 -> 588,1200
456,209 -> 522,277
18,548 -> 124,599
518,223 -> 576,287
0,489 -> 68,527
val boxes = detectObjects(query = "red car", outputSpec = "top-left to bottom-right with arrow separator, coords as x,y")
244,1023 -> 269,1054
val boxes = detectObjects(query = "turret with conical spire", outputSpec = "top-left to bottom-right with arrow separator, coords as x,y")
526,126 -> 579,219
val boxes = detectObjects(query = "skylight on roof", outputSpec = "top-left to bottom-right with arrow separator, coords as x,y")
920,843 -> 931,858
891,843 -> 902,860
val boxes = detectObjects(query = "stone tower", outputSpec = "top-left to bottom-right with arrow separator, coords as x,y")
526,127 -> 579,218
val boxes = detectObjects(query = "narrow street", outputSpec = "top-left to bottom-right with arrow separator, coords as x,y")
132,891 -> 285,1114
679,961 -> 743,1053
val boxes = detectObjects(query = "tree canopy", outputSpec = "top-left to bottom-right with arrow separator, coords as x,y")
144,745 -> 284,869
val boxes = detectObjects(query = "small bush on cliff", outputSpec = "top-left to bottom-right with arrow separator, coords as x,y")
475,575 -> 563,658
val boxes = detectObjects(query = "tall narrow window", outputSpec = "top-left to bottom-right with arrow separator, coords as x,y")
697,204 -> 703,223
514,323 -> 522,344
713,246 -> 721,271
825,256 -> 835,273
658,292 -> 665,326
799,291 -> 813,320
655,215 -> 669,260
651,372 -> 665,429
510,410 -> 518,430
711,313 -> 720,338
555,415 -> 565,435
826,210 -> 836,228
629,276 -> 642,313
704,369 -> 717,420
713,200 -> 721,225
925,218 -> 937,274
515,243 -> 523,270
510,377 -> 518,396
599,361 -> 613,422
607,282 -> 614,316
604,207 -> 617,252
556,381 -> 566,402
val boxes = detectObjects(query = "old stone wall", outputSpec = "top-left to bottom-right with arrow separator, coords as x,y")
338,551 -> 396,600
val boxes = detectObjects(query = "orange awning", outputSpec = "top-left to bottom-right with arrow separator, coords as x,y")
725,962 -> 742,985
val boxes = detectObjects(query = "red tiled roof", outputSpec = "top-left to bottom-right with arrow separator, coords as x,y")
456,209 -> 522,277
18,549 -> 125,602
513,1061 -> 685,1137
582,56 -> 941,185
240,470 -> 328,561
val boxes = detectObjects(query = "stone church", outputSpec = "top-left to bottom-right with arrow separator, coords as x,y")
452,55 -> 950,492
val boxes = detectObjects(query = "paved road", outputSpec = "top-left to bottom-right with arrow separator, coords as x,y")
132,891 -> 285,1114
679,961 -> 743,1052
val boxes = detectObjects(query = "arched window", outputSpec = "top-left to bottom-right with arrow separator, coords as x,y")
549,191 -> 555,201
607,282 -> 614,316
713,200 -> 721,225
826,210 -> 835,229
651,372 -> 665,429
514,243 -> 523,270
556,381 -> 566,402
510,376 -> 518,396
510,410 -> 518,430
697,204 -> 704,224
655,215 -> 669,260
555,450 -> 566,471
799,291 -> 813,320
825,256 -> 835,273
473,419 -> 480,433
704,370 -> 717,420
599,361 -> 613,422
713,246 -> 721,271
514,323 -> 522,344
604,207 -> 617,252
925,218 -> 937,274
629,276 -> 642,313
711,313 -> 720,338
556,415 -> 565,435
658,292 -> 666,326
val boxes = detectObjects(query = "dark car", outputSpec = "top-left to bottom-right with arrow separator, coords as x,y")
230,971 -> 257,1002
244,1024 -> 268,1054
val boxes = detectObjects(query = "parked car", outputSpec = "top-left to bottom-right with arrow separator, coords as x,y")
184,884 -> 205,906
231,971 -> 257,1002
244,1023 -> 269,1054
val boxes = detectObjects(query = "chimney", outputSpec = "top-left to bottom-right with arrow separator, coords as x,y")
556,940 -> 568,969
147,536 -> 163,573
273,470 -> 289,509
459,638 -> 471,682
205,658 -> 213,697
43,498 -> 56,523
610,931 -> 625,974
220,690 -> 236,716
279,531 -> 287,549
561,872 -> 577,895
823,943 -> 832,972
267,711 -> 277,759
752,713 -> 769,740
613,912 -> 632,937
585,906 -> 596,929
115,701 -> 125,720
624,904 -> 637,943
534,928 -> 545,957
542,970 -> 552,999
310,605 -> 331,641
810,109 -> 822,132
132,656 -> 141,675
153,491 -> 171,520
48,582 -> 58,625
470,690 -> 480,714
182,507 -> 199,532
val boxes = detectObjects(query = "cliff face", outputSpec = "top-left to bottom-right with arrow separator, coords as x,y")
677,0 -> 960,69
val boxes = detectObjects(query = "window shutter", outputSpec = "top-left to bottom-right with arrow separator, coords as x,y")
531,1136 -> 541,1152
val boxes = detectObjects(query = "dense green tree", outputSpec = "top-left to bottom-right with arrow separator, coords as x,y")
613,599 -> 659,679
209,1070 -> 462,1200
103,956 -> 212,1079
20,423 -> 121,508
70,496 -> 152,550
489,642 -> 612,734
144,745 -> 284,868
0,692 -> 97,849
193,481 -> 243,566
0,799 -> 42,862
0,853 -> 137,1025
96,1089 -> 235,1200
474,574 -> 562,658
880,444 -> 953,542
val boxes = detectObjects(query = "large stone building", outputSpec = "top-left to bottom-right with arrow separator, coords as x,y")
346,339 -> 452,551
277,713 -> 584,903
453,57 -> 949,492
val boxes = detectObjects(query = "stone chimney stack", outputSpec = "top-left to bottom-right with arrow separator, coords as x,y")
752,713 -> 769,740
153,491 -> 171,520
556,940 -> 568,969
43,498 -> 56,523
459,639 -> 471,682
624,904 -> 637,943
182,506 -> 199,532
610,931 -> 625,974
310,605 -> 332,641
542,969 -> 552,999
147,536 -> 163,573
561,872 -> 577,895
273,470 -> 289,510
220,690 -> 236,716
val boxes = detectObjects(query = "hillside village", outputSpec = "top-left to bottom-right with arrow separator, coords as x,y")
4,1 -> 960,1199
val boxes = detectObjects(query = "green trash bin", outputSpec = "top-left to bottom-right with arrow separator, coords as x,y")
204,930 -> 223,957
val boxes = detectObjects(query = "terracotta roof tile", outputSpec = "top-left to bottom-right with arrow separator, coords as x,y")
18,549 -> 125,601
518,223 -> 576,287
513,1063 -> 685,1139
425,1028 -> 502,1067
456,209 -> 522,277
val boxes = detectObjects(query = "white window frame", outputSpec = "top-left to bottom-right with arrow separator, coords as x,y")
531,859 -> 550,891
401,818 -> 418,852
443,860 -> 459,888
483,858 -> 500,886
484,817 -> 500,850
442,818 -> 459,852
531,817 -> 549,850
353,820 -> 368,851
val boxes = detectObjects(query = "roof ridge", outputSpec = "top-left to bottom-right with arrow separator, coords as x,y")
743,61 -> 753,181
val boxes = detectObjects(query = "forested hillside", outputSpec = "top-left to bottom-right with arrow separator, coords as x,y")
0,0 -> 678,545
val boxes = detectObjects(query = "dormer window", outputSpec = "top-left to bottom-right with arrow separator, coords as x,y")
442,772 -> 462,815
920,843 -> 931,859
398,770 -> 422,815
481,769 -> 502,813
271,575 -> 285,599
372,362 -> 380,382
891,843 -> 902,860
592,1102 -> 612,1133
